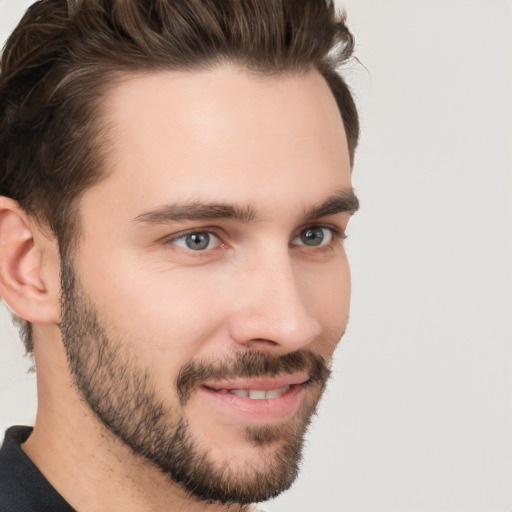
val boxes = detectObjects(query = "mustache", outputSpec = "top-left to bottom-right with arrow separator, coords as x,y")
176,349 -> 331,405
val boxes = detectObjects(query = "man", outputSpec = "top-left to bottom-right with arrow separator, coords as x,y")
0,0 -> 359,510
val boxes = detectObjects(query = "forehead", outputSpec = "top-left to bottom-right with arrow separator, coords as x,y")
87,65 -> 351,218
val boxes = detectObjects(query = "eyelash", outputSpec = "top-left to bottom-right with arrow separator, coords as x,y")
292,225 -> 346,247
165,225 -> 346,253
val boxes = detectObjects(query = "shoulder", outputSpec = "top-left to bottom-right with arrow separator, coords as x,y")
0,426 -> 75,512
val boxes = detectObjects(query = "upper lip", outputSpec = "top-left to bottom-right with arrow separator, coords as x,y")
203,372 -> 310,391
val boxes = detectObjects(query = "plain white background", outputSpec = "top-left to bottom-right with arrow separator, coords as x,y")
0,1 -> 510,511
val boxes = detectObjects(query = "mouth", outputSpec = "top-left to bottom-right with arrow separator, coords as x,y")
198,374 -> 310,422
214,385 -> 291,399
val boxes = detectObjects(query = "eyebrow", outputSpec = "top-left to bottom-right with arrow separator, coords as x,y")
304,189 -> 359,219
132,189 -> 359,227
133,202 -> 256,225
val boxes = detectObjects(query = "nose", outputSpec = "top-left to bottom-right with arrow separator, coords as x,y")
227,245 -> 322,354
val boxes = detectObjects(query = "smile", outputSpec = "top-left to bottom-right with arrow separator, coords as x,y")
198,375 -> 309,421
216,385 -> 291,399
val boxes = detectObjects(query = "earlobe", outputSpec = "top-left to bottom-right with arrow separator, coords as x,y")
0,197 -> 60,324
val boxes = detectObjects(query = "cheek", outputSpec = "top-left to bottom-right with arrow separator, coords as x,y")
301,251 -> 350,306
78,245 -> 350,363
298,256 -> 351,348
80,257 -> 232,355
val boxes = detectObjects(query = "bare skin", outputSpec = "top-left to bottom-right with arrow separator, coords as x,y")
0,65 -> 355,511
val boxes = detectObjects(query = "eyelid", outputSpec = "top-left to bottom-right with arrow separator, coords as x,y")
159,224 -> 346,251
324,225 -> 346,240
291,225 -> 346,247
296,224 -> 346,240
162,228 -> 224,249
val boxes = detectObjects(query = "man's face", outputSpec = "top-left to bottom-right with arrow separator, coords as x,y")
60,65 -> 356,504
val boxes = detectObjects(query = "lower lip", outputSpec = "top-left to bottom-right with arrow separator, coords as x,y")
198,384 -> 306,422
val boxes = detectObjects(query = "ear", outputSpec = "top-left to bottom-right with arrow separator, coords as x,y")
0,197 -> 61,324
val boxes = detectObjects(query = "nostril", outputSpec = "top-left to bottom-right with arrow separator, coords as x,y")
245,338 -> 279,349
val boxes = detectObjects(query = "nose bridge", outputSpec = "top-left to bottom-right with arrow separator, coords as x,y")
229,242 -> 321,350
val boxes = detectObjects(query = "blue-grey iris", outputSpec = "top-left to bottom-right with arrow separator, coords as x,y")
186,233 -> 210,250
300,227 -> 324,246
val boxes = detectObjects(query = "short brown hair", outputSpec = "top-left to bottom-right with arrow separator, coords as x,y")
0,0 -> 359,352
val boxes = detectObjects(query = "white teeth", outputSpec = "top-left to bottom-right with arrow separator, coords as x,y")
225,385 -> 290,399
231,389 -> 249,398
265,387 -> 284,399
248,390 -> 266,400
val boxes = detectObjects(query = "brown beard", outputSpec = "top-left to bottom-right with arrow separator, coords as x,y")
59,255 -> 331,505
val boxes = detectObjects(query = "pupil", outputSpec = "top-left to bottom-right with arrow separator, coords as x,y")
186,233 -> 210,250
301,228 -> 324,246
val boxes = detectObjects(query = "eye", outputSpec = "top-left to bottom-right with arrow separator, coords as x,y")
171,231 -> 221,251
292,226 -> 334,247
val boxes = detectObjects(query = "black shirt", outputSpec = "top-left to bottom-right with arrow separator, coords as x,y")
0,426 -> 74,512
